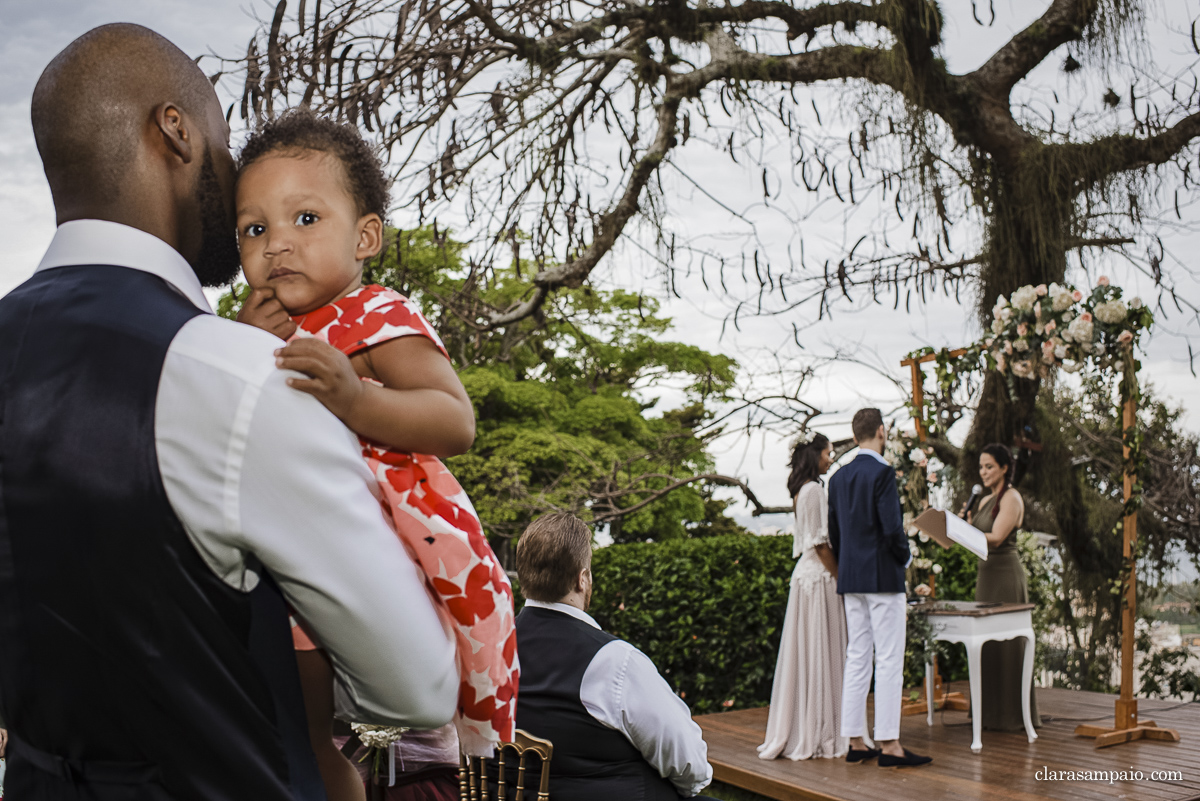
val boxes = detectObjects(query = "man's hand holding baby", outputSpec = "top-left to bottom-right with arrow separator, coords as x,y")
274,339 -> 365,427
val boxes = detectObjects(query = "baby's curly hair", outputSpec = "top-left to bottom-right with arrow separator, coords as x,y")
238,109 -> 389,219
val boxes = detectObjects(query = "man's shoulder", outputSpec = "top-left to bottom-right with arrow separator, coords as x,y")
168,314 -> 285,388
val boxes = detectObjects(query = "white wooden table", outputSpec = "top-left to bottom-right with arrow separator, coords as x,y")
914,600 -> 1038,753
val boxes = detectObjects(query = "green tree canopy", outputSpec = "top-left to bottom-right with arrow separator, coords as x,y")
219,225 -> 750,554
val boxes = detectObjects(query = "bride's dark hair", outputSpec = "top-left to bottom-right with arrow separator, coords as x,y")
787,433 -> 830,498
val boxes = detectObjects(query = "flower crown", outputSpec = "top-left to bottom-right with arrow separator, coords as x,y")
790,429 -> 820,450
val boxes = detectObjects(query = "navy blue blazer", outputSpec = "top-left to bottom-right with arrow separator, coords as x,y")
827,451 -> 910,594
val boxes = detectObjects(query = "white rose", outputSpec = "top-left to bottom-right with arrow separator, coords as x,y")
1063,310 -> 1075,323
932,564 -> 943,574
1067,315 -> 1094,343
991,318 -> 1005,334
910,541 -> 921,556
909,448 -> 926,464
1130,296 -> 1143,309
1011,285 -> 1039,311
1093,300 -> 1128,324
1063,360 -> 1084,373
1049,284 -> 1073,311
1013,339 -> 1029,352
1054,344 -> 1068,359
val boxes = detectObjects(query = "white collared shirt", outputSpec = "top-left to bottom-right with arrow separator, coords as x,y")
849,446 -> 890,466
31,220 -> 458,728
523,600 -> 713,797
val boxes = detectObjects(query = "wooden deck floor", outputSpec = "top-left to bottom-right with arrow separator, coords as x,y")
695,685 -> 1200,801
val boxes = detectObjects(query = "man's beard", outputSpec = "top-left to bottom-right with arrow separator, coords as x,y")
189,151 -> 241,288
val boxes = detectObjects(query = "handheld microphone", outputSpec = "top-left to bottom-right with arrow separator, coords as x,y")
962,484 -> 984,516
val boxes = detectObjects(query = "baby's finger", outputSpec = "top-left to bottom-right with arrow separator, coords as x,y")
285,376 -> 326,396
244,287 -> 278,310
276,354 -> 334,379
276,337 -> 336,357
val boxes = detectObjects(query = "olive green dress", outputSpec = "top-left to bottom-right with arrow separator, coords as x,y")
973,493 -> 1041,731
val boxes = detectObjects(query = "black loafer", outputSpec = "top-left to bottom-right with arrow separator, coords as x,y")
845,748 -> 881,763
878,748 -> 932,768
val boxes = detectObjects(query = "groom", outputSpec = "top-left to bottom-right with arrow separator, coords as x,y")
827,409 -> 931,767
0,24 -> 458,799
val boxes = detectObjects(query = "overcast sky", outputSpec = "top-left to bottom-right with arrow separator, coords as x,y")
1,0 -> 1198,525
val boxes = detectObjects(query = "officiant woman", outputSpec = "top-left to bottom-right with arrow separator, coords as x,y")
968,443 -> 1041,731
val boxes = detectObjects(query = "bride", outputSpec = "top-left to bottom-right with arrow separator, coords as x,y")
758,433 -> 849,760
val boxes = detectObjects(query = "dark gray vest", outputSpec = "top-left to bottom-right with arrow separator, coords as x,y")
513,606 -> 679,801
0,264 -> 325,800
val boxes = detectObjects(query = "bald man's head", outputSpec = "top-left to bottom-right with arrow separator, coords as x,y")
31,24 -> 240,285
33,24 -> 214,206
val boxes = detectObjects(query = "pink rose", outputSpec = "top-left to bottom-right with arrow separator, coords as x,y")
927,472 -> 939,484
996,353 -> 1007,372
1098,276 -> 1110,286
1117,330 -> 1133,344
1004,341 -> 1014,355
1072,290 -> 1083,301
1035,284 -> 1048,296
1016,323 -> 1028,336
1044,320 -> 1057,332
1081,312 -> 1093,322
1042,340 -> 1056,353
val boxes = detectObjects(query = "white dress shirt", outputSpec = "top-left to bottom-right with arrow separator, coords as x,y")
34,220 -> 459,728
523,600 -> 713,797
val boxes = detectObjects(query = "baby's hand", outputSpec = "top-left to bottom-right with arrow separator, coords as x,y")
238,287 -> 298,341
275,338 -> 365,425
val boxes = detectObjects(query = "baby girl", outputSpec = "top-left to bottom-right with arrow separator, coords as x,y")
234,109 -> 516,801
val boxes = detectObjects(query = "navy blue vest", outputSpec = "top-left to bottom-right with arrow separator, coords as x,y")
0,265 -> 325,800
513,607 -> 679,801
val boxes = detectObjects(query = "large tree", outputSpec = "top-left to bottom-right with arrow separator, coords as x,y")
225,0 -> 1200,475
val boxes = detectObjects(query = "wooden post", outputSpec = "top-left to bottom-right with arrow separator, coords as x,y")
1117,392 -> 1138,731
910,361 -> 926,441
900,350 -> 968,717
1075,364 -> 1179,748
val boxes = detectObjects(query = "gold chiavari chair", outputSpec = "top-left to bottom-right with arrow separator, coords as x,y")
460,730 -> 553,801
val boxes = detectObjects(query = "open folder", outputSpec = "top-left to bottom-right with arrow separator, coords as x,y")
911,508 -> 989,560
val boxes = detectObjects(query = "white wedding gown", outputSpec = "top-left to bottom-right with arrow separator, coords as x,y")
757,481 -> 849,760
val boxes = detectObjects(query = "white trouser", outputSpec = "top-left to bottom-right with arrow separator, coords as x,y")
840,592 -> 906,741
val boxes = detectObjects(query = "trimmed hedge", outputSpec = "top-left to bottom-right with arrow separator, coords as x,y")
588,534 -> 794,714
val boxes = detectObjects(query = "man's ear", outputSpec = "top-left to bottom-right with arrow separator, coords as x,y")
153,102 -> 194,165
356,214 -> 384,260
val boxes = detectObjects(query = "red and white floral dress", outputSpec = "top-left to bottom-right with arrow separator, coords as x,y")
290,284 -> 517,757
